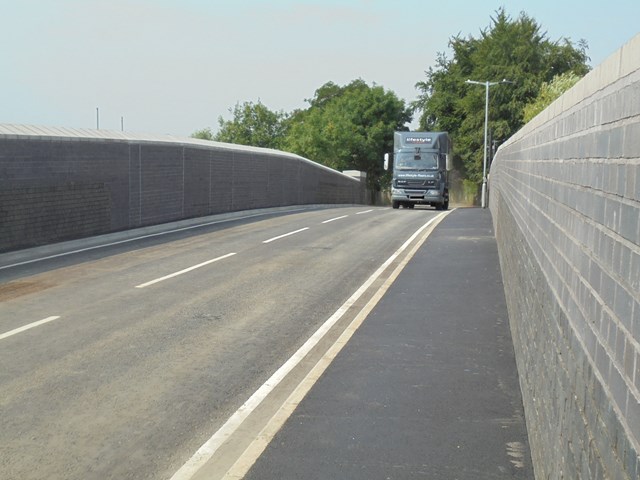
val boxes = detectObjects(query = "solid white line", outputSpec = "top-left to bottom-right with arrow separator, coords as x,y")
222,210 -> 451,479
321,215 -> 349,224
135,253 -> 236,288
356,209 -> 374,214
262,228 -> 309,244
0,316 -> 61,341
169,211 -> 450,480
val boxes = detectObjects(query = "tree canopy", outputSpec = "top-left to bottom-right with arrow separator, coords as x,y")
194,80 -> 411,192
191,127 -> 214,141
522,71 -> 582,123
213,100 -> 289,150
413,8 -> 589,182
193,7 -> 591,192
283,79 -> 411,190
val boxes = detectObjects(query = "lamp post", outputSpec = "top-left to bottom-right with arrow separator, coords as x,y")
465,79 -> 513,208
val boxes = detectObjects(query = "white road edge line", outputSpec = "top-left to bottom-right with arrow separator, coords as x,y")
355,209 -> 374,214
170,210 -> 452,480
0,316 -> 61,341
262,227 -> 309,244
222,210 -> 453,479
135,253 -> 237,289
321,215 -> 349,224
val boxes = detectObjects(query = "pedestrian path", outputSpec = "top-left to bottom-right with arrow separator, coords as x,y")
244,208 -> 534,479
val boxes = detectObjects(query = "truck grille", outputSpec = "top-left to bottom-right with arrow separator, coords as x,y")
396,179 -> 436,188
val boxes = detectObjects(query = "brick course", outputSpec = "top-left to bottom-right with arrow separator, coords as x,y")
0,135 -> 365,252
490,33 -> 640,479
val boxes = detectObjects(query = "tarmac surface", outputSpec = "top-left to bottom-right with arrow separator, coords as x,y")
244,208 -> 534,479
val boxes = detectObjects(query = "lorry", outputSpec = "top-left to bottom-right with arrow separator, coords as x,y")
384,131 -> 451,210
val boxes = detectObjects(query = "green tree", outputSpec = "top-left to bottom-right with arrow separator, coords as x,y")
522,71 -> 582,122
284,79 -> 412,191
213,100 -> 288,149
414,8 -> 589,183
191,127 -> 214,141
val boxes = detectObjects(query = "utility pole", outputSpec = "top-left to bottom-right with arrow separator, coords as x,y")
465,79 -> 514,208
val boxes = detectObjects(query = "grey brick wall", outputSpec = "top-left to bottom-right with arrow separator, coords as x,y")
0,131 -> 366,252
489,34 -> 640,479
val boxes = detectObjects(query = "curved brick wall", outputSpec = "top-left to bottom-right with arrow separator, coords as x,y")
0,129 -> 365,252
490,34 -> 640,478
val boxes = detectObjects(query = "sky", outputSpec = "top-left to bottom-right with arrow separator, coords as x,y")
1,0 -> 639,137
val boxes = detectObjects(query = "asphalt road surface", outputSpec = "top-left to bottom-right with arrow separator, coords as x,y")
0,205 -> 447,480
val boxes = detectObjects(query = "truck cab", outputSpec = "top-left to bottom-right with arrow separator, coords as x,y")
385,131 -> 451,210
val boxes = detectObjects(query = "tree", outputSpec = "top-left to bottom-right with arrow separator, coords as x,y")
522,71 -> 582,122
284,79 -> 412,191
212,100 -> 288,149
414,8 -> 590,183
191,127 -> 214,141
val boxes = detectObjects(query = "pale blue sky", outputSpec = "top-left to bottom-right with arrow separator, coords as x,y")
1,0 -> 638,136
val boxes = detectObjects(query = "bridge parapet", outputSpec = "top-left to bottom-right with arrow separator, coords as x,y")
0,126 -> 365,253
490,34 -> 640,479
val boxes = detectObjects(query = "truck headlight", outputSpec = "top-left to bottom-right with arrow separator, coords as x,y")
391,188 -> 404,195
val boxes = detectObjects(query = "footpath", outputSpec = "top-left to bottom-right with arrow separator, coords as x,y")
244,208 -> 534,479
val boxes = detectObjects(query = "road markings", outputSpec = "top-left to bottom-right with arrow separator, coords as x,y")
506,442 -> 526,468
262,228 -> 309,244
0,208 -> 308,271
170,210 -> 452,480
0,316 -> 61,341
135,253 -> 237,288
356,209 -> 374,214
321,215 -> 349,224
222,211 -> 451,479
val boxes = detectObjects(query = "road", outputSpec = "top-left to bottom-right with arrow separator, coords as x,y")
0,205 -> 447,480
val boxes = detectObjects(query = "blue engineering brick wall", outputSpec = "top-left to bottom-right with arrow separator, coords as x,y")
489,34 -> 640,479
0,134 -> 365,253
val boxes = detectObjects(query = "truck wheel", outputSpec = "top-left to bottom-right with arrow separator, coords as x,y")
392,201 -> 399,209
443,200 -> 449,210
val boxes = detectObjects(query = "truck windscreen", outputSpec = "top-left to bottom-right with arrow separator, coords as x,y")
395,152 -> 438,170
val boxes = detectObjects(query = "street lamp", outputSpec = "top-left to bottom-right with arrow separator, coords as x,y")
465,79 -> 513,208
